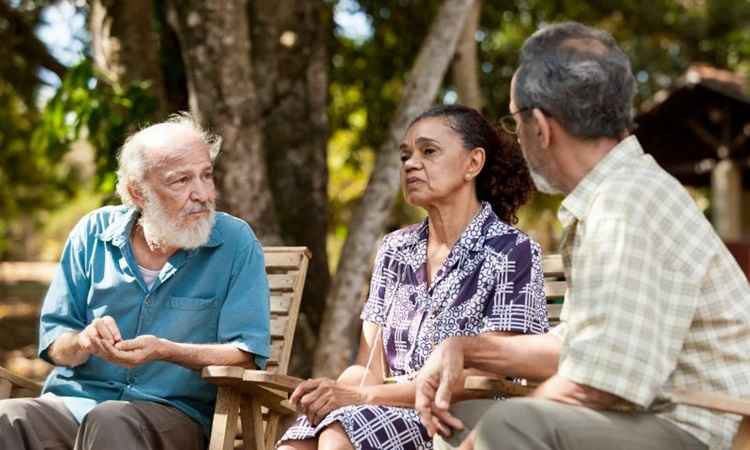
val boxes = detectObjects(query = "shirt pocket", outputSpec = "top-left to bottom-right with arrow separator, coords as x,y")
155,296 -> 219,343
168,296 -> 217,311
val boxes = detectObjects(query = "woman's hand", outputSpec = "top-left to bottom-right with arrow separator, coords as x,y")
289,378 -> 368,426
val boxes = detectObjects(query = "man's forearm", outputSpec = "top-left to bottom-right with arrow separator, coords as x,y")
459,333 -> 561,381
159,341 -> 256,370
47,331 -> 90,367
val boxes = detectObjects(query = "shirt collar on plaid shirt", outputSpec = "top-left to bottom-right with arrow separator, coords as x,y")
557,135 -> 645,226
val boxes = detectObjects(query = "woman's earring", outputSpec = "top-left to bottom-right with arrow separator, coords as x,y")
465,173 -> 472,181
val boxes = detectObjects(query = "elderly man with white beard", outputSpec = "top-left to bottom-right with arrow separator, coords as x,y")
0,114 -> 271,450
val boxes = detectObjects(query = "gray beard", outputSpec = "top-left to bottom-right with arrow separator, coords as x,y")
529,167 -> 563,195
139,192 -> 215,250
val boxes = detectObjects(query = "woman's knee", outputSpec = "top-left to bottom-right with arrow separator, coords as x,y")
277,439 -> 318,450
318,423 -> 353,450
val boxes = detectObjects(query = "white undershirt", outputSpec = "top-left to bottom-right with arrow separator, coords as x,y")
138,265 -> 162,290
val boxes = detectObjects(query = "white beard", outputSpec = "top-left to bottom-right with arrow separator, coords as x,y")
138,190 -> 215,250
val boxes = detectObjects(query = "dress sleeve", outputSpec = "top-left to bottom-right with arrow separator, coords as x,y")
217,237 -> 271,369
360,239 -> 392,327
38,219 -> 91,363
479,237 -> 548,335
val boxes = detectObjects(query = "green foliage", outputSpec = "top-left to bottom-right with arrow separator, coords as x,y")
35,60 -> 159,197
326,0 -> 750,251
0,79 -> 72,258
0,58 -> 157,259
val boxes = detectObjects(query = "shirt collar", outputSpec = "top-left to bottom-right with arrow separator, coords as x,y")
394,201 -> 493,253
98,207 -> 224,248
558,135 -> 644,225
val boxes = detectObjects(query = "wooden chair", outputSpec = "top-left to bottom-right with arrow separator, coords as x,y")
203,246 -> 310,450
0,246 -> 311,450
464,254 -> 750,449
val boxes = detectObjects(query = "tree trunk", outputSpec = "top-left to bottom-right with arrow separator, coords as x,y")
90,0 -> 170,117
250,0 -> 331,377
313,0 -> 478,378
166,0 -> 282,244
452,0 -> 483,110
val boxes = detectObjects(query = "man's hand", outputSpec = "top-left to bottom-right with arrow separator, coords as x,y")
289,378 -> 366,426
415,337 -> 466,438
110,335 -> 168,368
77,316 -> 123,361
531,374 -> 618,410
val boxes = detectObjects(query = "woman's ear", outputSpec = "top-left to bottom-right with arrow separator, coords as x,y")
532,108 -> 551,149
465,147 -> 486,180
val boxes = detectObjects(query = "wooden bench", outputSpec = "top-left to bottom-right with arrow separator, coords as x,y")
465,254 -> 750,449
0,246 -> 311,450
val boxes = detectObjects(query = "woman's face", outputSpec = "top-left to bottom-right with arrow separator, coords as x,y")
399,117 -> 479,208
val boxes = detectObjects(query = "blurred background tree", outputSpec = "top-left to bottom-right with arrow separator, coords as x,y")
1,0 -> 749,378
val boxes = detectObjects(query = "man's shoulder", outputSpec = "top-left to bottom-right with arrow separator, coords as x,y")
72,205 -> 133,238
213,212 -> 258,246
592,157 -> 691,221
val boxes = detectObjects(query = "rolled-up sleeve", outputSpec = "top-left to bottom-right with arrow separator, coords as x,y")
38,221 -> 90,363
218,238 -> 270,369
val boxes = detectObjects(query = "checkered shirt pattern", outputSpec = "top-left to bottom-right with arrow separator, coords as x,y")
554,135 -> 750,450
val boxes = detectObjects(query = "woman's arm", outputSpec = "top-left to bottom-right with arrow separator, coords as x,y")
336,321 -> 387,386
293,325 -> 517,425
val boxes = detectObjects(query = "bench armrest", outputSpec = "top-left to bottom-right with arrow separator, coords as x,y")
464,375 -> 536,397
0,366 -> 43,399
202,366 -> 304,415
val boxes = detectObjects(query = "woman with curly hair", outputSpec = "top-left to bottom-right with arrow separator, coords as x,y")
278,104 -> 549,450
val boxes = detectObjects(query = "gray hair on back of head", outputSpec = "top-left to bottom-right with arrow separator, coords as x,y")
115,112 -> 222,208
514,21 -> 636,139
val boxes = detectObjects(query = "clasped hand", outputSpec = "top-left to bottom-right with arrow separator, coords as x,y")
77,316 -> 165,368
289,378 -> 366,426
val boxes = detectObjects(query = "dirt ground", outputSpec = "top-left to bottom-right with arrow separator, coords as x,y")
1,264 -> 55,382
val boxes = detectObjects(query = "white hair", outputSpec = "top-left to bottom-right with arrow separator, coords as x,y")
115,112 -> 222,208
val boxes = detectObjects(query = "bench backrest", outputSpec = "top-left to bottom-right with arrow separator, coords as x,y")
263,246 -> 310,374
543,254 -> 565,327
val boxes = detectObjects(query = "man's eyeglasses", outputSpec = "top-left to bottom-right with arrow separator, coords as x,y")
498,107 -> 533,135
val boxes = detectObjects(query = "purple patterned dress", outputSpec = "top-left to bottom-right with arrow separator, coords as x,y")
278,202 -> 548,450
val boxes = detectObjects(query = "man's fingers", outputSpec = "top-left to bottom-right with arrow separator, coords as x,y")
432,414 -> 452,437
78,331 -> 95,353
434,375 -> 454,410
115,338 -> 142,351
434,408 -> 464,432
94,320 -> 115,344
420,407 -> 437,437
101,316 -> 122,342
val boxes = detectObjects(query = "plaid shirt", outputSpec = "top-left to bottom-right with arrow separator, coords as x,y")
553,136 -> 750,450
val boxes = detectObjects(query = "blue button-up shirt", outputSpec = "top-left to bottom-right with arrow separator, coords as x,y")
37,206 -> 270,435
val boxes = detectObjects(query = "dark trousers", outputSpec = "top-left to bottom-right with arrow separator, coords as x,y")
0,395 -> 204,450
434,398 -> 708,450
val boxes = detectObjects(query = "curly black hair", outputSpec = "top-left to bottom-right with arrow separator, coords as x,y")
410,104 -> 533,224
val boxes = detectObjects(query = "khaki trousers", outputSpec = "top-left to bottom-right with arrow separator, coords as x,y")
434,398 -> 707,450
0,395 -> 204,450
